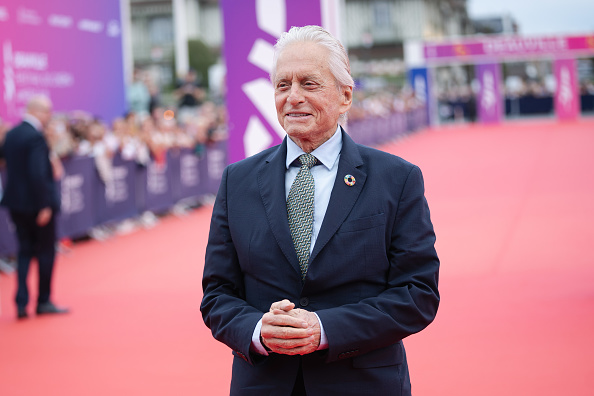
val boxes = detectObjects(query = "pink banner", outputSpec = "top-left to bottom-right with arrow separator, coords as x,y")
554,58 -> 579,121
0,1 -> 125,126
476,63 -> 503,124
424,34 -> 594,62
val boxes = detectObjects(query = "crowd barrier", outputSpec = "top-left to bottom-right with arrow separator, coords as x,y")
0,141 -> 228,256
581,94 -> 594,112
505,96 -> 554,116
0,108 -> 429,257
504,94 -> 594,115
347,107 -> 428,147
439,94 -> 594,122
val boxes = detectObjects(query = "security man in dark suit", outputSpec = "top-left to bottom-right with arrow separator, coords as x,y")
1,96 -> 69,319
201,26 -> 439,395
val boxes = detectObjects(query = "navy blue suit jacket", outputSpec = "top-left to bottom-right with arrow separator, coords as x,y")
0,121 -> 60,213
201,129 -> 439,396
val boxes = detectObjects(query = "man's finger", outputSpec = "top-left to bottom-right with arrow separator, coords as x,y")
262,311 -> 308,329
264,336 -> 315,352
269,341 -> 318,356
269,299 -> 294,312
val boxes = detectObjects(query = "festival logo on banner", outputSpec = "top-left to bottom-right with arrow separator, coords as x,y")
147,163 -> 169,195
105,166 -> 130,204
476,63 -> 502,124
453,44 -> 469,57
180,153 -> 200,187
221,0 -> 340,162
61,173 -> 86,215
554,58 -> 579,121
0,1 -> 125,125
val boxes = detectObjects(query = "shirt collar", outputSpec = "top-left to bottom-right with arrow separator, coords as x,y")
286,125 -> 342,170
23,114 -> 42,132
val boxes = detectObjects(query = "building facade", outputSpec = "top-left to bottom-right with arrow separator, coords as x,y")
129,0 -> 472,87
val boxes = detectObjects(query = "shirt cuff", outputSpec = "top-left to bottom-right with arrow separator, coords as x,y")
251,318 -> 269,356
314,312 -> 328,350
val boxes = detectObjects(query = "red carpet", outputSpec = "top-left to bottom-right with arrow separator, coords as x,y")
1,118 -> 593,395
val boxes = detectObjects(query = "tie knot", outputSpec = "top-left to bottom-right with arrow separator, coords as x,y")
299,153 -> 317,169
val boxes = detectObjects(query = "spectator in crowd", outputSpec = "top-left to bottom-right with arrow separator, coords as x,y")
200,25 -> 439,395
77,119 -> 118,183
0,117 -> 9,163
147,79 -> 162,116
174,69 -> 205,122
0,95 -> 69,319
581,80 -> 594,95
45,116 -> 75,160
126,68 -> 151,117
43,117 -> 68,181
348,88 -> 425,122
118,111 -> 151,165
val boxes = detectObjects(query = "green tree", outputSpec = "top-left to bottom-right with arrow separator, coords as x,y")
187,39 -> 218,89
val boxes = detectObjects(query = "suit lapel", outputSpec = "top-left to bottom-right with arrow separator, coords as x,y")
258,138 -> 302,275
310,130 -> 366,264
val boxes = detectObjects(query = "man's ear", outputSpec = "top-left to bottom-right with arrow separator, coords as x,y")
341,86 -> 353,112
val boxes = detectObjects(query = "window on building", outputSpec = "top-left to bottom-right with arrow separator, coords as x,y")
149,16 -> 173,46
373,1 -> 392,29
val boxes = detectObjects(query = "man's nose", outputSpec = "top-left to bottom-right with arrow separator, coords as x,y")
287,85 -> 305,104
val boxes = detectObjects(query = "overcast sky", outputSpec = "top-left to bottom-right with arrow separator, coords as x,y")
467,0 -> 594,36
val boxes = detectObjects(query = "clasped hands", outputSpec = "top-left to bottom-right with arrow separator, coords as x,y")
260,299 -> 321,355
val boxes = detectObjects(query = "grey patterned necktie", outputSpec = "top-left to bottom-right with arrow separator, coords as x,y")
287,153 -> 317,279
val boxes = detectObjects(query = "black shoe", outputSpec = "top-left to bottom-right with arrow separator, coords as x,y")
36,302 -> 69,315
17,307 -> 28,319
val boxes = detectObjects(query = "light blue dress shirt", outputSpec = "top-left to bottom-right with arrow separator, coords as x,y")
251,125 -> 342,355
285,126 -> 342,253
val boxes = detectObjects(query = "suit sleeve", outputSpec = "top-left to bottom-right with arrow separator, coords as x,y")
200,165 -> 264,364
316,165 -> 440,362
28,133 -> 55,210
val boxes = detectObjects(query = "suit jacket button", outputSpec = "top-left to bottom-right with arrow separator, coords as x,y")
299,297 -> 309,307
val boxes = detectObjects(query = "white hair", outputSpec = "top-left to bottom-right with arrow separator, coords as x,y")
270,25 -> 354,91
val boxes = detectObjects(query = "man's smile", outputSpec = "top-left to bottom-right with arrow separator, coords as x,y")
286,112 -> 311,117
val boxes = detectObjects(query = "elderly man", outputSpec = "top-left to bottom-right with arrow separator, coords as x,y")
1,96 -> 68,319
201,25 -> 439,395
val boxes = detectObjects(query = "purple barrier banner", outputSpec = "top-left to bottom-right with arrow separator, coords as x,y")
94,154 -> 138,225
0,166 -> 17,255
58,156 -> 96,239
476,63 -> 503,124
408,107 -> 428,131
204,141 -> 228,195
1,144 -> 227,245
168,150 -> 182,202
346,109 -> 426,147
424,34 -> 594,62
141,161 -> 174,214
0,207 -> 17,256
170,148 -> 204,202
221,0 -> 324,162
554,58 -> 580,121
0,1 -> 126,125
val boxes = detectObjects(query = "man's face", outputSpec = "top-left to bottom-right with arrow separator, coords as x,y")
37,104 -> 53,129
30,99 -> 53,129
274,42 -> 352,149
